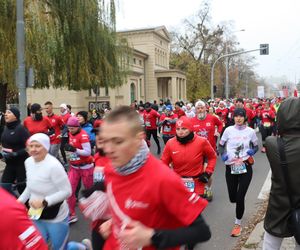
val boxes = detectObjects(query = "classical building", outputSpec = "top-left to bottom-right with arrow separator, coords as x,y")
27,26 -> 186,113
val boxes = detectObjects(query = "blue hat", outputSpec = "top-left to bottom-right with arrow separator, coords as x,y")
165,105 -> 173,111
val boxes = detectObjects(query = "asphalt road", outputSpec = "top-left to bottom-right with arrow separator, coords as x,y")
69,133 -> 270,250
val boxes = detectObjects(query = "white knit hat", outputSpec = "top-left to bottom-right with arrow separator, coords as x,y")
28,133 -> 50,152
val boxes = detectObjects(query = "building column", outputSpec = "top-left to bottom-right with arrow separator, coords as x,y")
171,77 -> 177,103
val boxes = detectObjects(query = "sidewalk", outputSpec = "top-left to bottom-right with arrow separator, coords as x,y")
242,221 -> 296,250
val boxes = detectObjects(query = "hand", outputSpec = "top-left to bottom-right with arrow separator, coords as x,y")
118,220 -> 154,249
64,144 -> 76,152
198,172 -> 211,183
29,199 -> 44,209
2,151 -> 17,160
214,131 -> 220,137
99,219 -> 112,240
246,149 -> 255,156
221,153 -> 228,162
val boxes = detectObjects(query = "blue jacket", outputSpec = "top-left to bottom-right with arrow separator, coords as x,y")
81,122 -> 96,144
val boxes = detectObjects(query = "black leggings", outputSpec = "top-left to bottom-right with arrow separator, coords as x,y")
1,162 -> 26,194
260,126 -> 273,145
225,164 -> 253,220
146,129 -> 161,152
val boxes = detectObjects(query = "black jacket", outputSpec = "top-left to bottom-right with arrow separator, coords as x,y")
264,97 -> 300,237
1,120 -> 30,163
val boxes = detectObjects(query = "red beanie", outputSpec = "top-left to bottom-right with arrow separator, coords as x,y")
176,116 -> 193,131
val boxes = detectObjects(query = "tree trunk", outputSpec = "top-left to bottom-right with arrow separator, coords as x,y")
0,83 -> 8,112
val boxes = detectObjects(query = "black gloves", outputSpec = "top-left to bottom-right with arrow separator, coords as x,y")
198,172 -> 212,183
0,151 -> 18,160
81,182 -> 106,198
64,144 -> 76,152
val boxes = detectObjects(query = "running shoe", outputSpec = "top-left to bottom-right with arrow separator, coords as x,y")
205,189 -> 213,202
82,239 -> 93,250
69,214 -> 78,224
231,224 -> 242,237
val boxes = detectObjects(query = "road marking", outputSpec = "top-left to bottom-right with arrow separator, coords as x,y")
258,170 -> 271,200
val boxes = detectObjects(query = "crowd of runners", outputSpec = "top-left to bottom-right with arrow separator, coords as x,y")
0,96 -> 290,249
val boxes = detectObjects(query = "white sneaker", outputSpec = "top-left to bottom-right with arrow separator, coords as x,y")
81,239 -> 93,250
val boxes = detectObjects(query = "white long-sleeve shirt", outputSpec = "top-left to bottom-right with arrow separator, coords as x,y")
19,154 -> 72,222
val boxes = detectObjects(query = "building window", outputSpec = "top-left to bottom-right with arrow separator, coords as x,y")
133,58 -> 136,64
105,86 -> 109,96
130,83 -> 136,103
139,59 -> 142,66
139,78 -> 143,96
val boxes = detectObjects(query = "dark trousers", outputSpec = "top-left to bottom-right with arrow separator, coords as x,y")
1,162 -> 26,194
146,129 -> 161,153
260,126 -> 273,145
225,164 -> 253,220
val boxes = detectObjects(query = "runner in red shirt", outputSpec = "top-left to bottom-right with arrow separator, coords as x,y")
215,101 -> 229,133
59,103 -> 72,166
191,100 -> 223,202
44,101 -> 64,158
0,188 -> 48,250
64,117 -> 94,223
161,116 -> 217,196
158,105 -> 178,144
23,103 -> 54,136
191,100 -> 223,151
143,102 -> 161,154
173,101 -> 186,118
100,106 -> 211,250
258,102 -> 275,153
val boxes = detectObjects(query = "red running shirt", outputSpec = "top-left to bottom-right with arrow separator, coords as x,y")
23,116 -> 52,136
103,154 -> 208,250
45,114 -> 64,144
0,188 -> 48,250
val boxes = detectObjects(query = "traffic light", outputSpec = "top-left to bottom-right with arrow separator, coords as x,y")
260,44 -> 269,55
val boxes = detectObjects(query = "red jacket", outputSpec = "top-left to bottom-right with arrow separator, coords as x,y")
215,107 -> 229,126
259,109 -> 276,127
161,135 -> 216,195
45,114 -> 64,144
0,188 -> 48,250
159,113 -> 178,135
23,116 -> 53,136
143,109 -> 160,130
190,114 -> 223,151
173,108 -> 186,118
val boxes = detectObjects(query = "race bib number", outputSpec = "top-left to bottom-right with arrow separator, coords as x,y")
263,122 -> 271,127
145,121 -> 151,127
182,178 -> 195,192
231,162 -> 247,175
28,207 -> 44,220
70,153 -> 80,161
163,126 -> 171,132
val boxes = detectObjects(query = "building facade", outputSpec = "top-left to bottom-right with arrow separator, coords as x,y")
27,26 -> 186,113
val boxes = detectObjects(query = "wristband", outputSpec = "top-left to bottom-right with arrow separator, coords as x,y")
151,230 -> 163,247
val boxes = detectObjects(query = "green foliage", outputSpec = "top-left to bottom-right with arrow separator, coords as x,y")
186,61 -> 210,101
0,0 -> 128,95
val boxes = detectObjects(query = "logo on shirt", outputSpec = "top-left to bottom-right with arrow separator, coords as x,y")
172,151 -> 179,154
125,198 -> 149,209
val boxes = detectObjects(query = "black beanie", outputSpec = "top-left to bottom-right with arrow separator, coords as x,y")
9,107 -> 20,120
30,103 -> 41,113
233,108 -> 246,118
77,111 -> 88,122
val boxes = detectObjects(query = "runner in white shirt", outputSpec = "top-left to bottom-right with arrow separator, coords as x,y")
219,108 -> 258,237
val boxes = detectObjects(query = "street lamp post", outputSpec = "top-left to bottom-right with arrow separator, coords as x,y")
211,47 -> 266,99
16,0 -> 27,120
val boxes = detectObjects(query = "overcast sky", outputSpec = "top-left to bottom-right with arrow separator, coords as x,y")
116,0 -> 300,85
